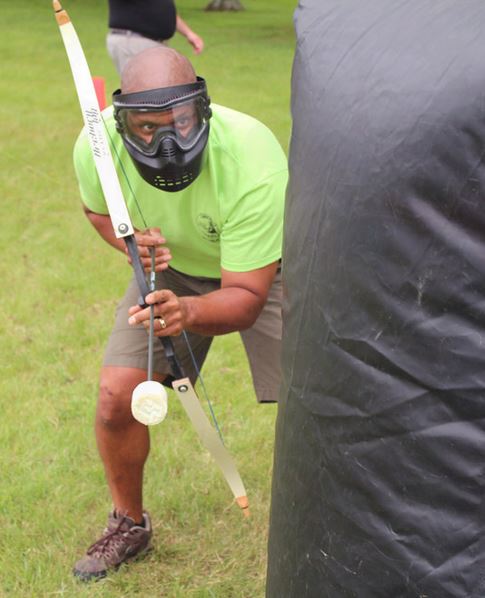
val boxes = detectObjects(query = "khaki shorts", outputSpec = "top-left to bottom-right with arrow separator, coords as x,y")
103,267 -> 282,403
106,31 -> 167,76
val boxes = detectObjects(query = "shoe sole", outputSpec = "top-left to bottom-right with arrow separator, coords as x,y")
73,543 -> 153,582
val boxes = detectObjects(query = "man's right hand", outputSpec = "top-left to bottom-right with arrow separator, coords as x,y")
126,227 -> 172,272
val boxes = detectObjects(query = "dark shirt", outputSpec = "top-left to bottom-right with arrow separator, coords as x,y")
108,0 -> 177,41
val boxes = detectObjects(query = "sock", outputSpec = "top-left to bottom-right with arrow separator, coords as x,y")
114,509 -> 144,527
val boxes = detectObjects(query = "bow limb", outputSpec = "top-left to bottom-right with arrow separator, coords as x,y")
52,0 -> 249,516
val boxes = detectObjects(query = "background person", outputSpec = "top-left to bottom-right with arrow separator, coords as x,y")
107,0 -> 204,75
72,46 -> 287,581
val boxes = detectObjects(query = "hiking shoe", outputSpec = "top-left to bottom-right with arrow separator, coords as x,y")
73,511 -> 152,582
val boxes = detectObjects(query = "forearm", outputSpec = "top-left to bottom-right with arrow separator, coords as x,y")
83,207 -> 126,253
175,15 -> 203,54
180,287 -> 265,336
175,15 -> 192,38
129,262 -> 278,337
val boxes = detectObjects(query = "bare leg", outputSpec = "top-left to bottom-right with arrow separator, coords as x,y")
96,366 -> 165,523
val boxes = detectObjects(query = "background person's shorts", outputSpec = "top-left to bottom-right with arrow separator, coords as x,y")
106,30 -> 168,75
103,267 -> 282,403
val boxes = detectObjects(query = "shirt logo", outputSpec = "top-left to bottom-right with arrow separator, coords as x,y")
196,213 -> 220,242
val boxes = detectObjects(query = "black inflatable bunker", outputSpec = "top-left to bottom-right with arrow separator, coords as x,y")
267,2 -> 485,596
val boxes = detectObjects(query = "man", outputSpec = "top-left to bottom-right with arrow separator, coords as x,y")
107,0 -> 204,75
72,47 -> 287,581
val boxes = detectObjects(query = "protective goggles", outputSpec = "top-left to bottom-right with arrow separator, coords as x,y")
113,77 -> 212,155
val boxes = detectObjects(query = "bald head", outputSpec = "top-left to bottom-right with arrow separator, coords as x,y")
121,47 -> 197,94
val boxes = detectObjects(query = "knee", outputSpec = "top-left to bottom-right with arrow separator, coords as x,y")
97,378 -> 134,430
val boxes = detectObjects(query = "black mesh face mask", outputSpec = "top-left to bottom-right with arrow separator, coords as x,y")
113,77 -> 212,192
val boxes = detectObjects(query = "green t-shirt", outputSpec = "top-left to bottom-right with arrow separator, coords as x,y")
73,104 -> 288,278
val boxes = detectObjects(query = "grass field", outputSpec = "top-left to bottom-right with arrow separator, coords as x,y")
0,0 -> 295,596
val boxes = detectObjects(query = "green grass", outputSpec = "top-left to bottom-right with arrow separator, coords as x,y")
0,0 -> 294,596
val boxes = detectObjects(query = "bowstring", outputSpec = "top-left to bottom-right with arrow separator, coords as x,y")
182,330 -> 224,443
102,116 -> 148,230
101,115 -> 224,440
